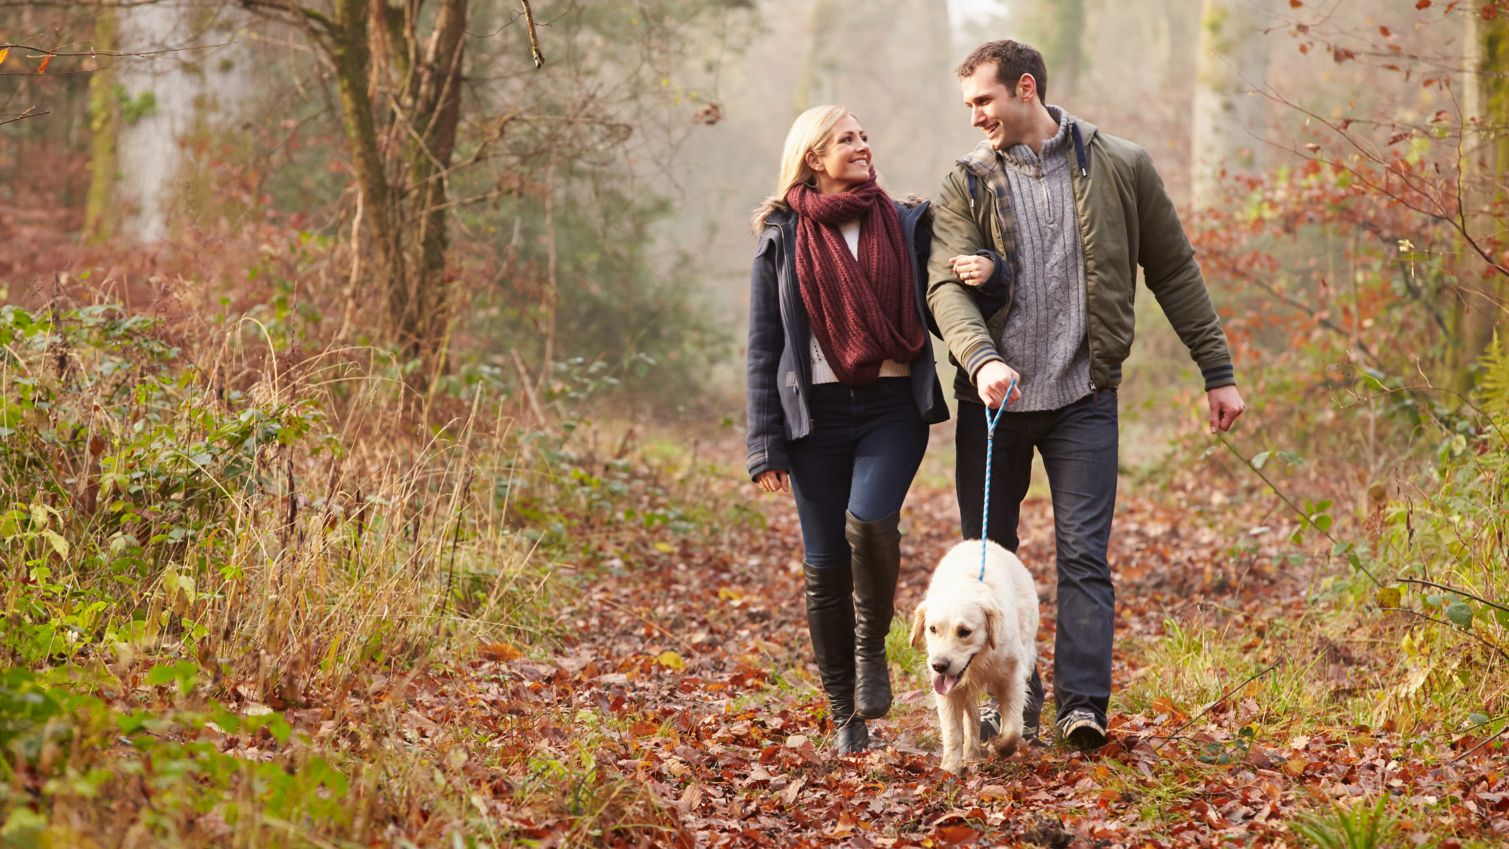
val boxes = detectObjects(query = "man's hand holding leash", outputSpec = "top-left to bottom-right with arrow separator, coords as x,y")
975,361 -> 1023,408
1207,385 -> 1245,434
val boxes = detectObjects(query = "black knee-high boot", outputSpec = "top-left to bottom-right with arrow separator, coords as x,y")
848,511 -> 901,719
803,561 -> 868,754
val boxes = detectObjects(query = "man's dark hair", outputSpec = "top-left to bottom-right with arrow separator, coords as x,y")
955,40 -> 1048,104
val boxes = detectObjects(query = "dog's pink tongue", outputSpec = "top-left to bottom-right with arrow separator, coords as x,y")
932,673 -> 957,696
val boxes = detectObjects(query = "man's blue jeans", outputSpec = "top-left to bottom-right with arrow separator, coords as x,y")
955,390 -> 1118,726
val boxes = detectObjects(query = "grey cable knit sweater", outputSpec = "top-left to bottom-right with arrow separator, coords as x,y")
995,107 -> 1092,412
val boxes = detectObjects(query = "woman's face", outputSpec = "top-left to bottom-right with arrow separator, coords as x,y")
807,115 -> 871,193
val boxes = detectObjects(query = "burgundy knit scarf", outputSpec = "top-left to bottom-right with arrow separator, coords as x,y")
786,179 -> 925,384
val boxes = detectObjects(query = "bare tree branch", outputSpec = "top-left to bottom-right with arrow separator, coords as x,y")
0,106 -> 49,127
0,40 -> 231,58
236,0 -> 335,38
520,0 -> 543,68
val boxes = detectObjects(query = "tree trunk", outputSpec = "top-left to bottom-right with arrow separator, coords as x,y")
1457,0 -> 1509,377
84,2 -> 119,244
1191,0 -> 1272,210
96,1 -> 253,241
794,0 -> 839,111
328,0 -> 465,374
400,0 -> 467,363
1035,0 -> 1085,104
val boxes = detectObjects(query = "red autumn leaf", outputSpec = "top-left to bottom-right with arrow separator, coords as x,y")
478,641 -> 522,662
37,53 -> 52,74
1289,0 -> 1302,6
1416,0 -> 1431,8
1379,26 -> 1392,36
937,824 -> 981,844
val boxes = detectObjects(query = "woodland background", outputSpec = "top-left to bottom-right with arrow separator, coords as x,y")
1,0 -> 1506,847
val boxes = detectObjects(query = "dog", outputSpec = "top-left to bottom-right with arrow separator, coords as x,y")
909,539 -> 1039,773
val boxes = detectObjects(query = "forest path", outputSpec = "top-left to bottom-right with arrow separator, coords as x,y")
423,479 -> 1502,848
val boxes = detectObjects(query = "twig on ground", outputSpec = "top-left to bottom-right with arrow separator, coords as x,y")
1396,578 -> 1509,616
1448,717 -> 1509,763
1380,607 -> 1509,662
1150,658 -> 1284,753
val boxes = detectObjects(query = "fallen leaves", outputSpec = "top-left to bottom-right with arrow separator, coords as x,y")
212,469 -> 1502,847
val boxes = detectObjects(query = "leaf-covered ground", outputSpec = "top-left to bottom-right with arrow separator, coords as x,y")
346,475 -> 1507,848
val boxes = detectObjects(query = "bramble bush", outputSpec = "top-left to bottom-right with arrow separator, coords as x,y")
0,295 -> 742,844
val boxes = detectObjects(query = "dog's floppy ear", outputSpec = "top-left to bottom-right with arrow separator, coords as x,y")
983,606 -> 998,650
909,605 -> 927,650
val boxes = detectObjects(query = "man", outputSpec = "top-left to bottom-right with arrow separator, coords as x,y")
927,40 -> 1246,751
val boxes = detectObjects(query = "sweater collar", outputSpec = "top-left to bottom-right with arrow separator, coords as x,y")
959,106 -> 1084,178
999,106 -> 1073,172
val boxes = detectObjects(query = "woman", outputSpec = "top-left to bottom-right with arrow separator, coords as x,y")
744,106 -> 952,755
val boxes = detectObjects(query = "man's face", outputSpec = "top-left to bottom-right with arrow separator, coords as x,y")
961,62 -> 1030,150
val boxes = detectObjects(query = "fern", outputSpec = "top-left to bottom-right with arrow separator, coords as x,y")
1477,330 -> 1509,421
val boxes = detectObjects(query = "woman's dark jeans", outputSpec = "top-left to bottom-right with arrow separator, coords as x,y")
955,389 -> 1119,727
787,378 -> 929,568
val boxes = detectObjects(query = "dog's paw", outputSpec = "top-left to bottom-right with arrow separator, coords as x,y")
988,731 -> 1020,757
940,755 -> 964,774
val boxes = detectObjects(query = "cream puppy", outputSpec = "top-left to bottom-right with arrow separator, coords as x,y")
910,539 -> 1039,773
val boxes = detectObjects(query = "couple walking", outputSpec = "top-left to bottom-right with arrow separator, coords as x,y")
743,39 -> 1247,756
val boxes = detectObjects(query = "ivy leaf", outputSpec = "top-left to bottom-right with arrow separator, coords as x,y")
41,529 -> 69,559
1444,602 -> 1473,629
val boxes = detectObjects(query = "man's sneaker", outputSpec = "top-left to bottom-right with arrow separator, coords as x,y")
1056,709 -> 1107,751
1021,720 -> 1045,749
979,704 -> 1002,741
980,704 -> 1048,748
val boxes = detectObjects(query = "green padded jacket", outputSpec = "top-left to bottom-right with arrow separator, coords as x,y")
925,118 -> 1235,395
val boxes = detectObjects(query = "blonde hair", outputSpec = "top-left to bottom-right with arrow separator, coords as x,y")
749,105 -> 855,235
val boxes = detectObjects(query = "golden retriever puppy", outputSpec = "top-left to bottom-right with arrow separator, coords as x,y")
910,539 -> 1039,773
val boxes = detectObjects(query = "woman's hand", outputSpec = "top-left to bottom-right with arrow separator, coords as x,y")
755,470 -> 790,493
949,254 -> 994,288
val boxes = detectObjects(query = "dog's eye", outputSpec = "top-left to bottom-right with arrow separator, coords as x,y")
928,625 -> 937,633
957,627 -> 972,638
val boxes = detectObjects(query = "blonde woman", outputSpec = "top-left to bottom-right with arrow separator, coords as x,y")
745,106 -> 950,755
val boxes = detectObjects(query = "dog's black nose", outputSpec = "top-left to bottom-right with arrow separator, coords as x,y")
931,660 -> 950,674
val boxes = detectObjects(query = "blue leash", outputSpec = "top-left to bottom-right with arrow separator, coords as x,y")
979,377 -> 1017,582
